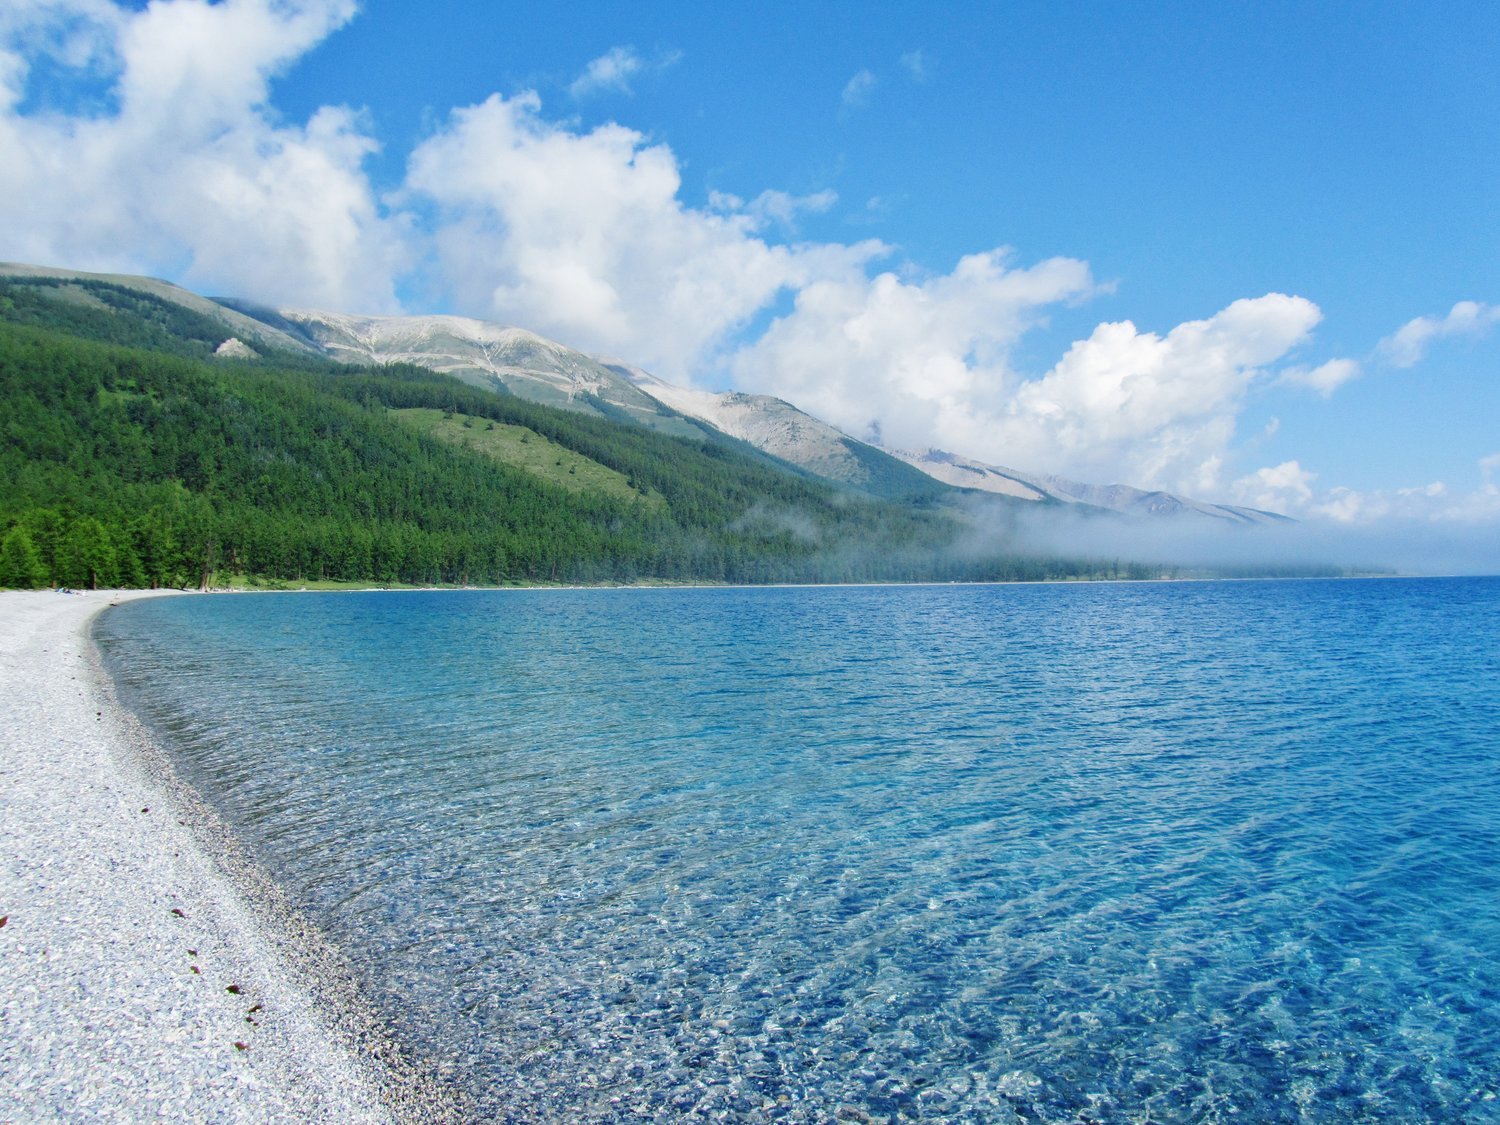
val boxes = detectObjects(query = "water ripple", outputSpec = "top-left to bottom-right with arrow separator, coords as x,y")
98,579 -> 1500,1121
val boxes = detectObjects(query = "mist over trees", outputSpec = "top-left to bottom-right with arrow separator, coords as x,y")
0,304 -> 1131,589
2,274 -> 1345,591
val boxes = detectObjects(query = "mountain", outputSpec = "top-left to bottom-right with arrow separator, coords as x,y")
888,448 -> 1291,526
218,304 -> 957,501
10,269 -> 1184,590
217,294 -> 1282,521
222,304 -> 709,439
611,365 -> 1285,522
2,260 -> 1287,525
0,262 -> 318,356
605,361 -> 949,501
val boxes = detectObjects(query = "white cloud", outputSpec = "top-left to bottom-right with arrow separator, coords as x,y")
10,1 -> 1484,539
841,69 -> 876,110
1233,460 -> 1316,512
1233,463 -> 1500,528
404,91 -> 884,379
569,46 -> 641,98
899,50 -> 929,81
0,0 -> 123,110
1312,482 -> 1446,524
0,0 -> 404,310
734,283 -> 1324,496
1279,357 -> 1360,397
1005,295 -> 1323,492
1379,300 -> 1500,367
708,188 -> 837,231
1216,449 -> 1500,539
729,249 -> 1092,448
745,188 -> 838,230
568,45 -> 681,99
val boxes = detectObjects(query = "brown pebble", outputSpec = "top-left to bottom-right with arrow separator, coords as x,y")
141,808 -> 149,814
234,1042 -> 248,1051
0,916 -> 7,928
226,985 -> 242,995
248,1004 -> 262,1014
190,966 -> 200,975
170,908 -> 186,918
187,949 -> 197,956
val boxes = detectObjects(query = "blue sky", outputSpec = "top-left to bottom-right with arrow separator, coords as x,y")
2,0 -> 1497,545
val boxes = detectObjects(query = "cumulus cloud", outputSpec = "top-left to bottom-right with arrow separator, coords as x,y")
0,0 -> 123,108
1004,295 -> 1322,492
11,0 -> 1482,542
0,0 -> 405,310
899,50 -> 929,81
735,284 -> 1324,496
1228,452 -> 1500,532
841,69 -> 876,110
1379,300 -> 1500,367
730,249 -> 1095,444
1233,460 -> 1317,512
405,90 -> 884,378
1312,482 -> 1448,524
1279,357 -> 1360,397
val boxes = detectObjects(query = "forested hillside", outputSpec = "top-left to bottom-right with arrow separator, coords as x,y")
0,275 -> 282,360
2,301 -> 1130,589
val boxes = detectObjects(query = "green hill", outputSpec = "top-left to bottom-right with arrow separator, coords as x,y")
1,294 -> 1131,589
4,264 -> 1238,590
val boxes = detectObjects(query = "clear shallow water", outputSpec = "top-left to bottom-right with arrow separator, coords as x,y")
97,579 -> 1500,1122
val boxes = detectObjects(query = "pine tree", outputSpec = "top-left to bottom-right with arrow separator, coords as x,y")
56,518 -> 116,590
0,526 -> 48,589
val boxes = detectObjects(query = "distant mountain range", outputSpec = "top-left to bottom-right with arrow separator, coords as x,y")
2,261 -> 1288,524
885,448 -> 1289,527
250,306 -> 1287,525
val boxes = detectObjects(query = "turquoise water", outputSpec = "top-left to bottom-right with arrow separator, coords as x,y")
97,579 -> 1500,1121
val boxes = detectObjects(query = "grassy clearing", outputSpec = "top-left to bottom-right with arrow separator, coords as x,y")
392,407 -> 661,507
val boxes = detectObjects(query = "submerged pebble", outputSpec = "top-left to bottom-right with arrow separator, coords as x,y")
98,580 -> 1500,1120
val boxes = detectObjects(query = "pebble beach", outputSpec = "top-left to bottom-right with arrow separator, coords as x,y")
0,590 -> 450,1122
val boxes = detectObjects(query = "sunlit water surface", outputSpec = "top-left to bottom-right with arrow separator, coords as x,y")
98,579 -> 1500,1121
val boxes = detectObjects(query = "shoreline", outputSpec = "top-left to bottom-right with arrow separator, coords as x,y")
0,590 -> 456,1121
205,567 -> 1425,599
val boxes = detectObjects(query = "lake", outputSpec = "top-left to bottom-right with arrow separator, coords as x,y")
96,579 -> 1500,1121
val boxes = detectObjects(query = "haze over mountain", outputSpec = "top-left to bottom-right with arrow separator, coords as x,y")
21,259 -> 1460,586
0,269 -> 983,589
888,449 -> 1290,527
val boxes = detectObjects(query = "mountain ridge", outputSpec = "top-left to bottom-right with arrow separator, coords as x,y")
887,447 -> 1290,526
3,261 -> 1286,523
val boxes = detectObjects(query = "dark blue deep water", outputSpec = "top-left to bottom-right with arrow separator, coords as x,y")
97,579 -> 1500,1121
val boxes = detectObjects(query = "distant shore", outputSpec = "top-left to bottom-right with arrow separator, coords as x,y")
0,589 -> 454,1121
